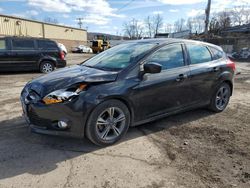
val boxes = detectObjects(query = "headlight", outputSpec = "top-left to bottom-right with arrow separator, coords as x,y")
43,84 -> 87,105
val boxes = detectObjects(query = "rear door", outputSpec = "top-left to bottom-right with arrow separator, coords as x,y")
186,43 -> 220,104
10,38 -> 38,70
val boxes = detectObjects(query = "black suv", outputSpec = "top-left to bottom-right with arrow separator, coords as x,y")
0,37 -> 66,73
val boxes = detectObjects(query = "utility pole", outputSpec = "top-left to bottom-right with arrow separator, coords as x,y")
204,0 -> 211,35
76,18 -> 84,29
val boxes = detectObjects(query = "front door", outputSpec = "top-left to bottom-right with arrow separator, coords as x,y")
132,43 -> 193,122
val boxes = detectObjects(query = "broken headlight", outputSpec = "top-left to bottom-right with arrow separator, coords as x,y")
43,84 -> 87,105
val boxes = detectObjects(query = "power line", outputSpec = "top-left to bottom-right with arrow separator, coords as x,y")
117,0 -> 136,11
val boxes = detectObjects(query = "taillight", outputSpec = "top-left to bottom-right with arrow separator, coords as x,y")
60,51 -> 65,60
226,58 -> 236,72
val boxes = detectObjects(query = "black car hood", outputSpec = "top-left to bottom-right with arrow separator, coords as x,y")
27,65 -> 118,97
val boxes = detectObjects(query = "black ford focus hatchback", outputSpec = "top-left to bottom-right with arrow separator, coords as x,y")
20,39 -> 235,146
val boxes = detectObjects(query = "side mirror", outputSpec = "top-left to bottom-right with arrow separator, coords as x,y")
143,63 -> 162,74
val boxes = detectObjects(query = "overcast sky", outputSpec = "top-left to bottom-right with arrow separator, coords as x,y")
0,0 -> 249,34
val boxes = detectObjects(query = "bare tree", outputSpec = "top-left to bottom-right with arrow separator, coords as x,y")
242,7 -> 250,24
44,17 -> 58,24
218,11 -> 231,28
186,18 -> 193,33
231,6 -> 245,25
145,16 -> 153,38
174,18 -> 186,32
165,23 -> 173,33
152,14 -> 163,36
123,18 -> 143,39
208,10 -> 231,35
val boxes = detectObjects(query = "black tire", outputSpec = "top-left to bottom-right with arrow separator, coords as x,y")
209,82 -> 231,112
39,61 -> 55,73
86,100 -> 130,146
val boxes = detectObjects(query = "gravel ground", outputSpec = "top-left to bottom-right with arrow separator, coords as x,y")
0,54 -> 249,188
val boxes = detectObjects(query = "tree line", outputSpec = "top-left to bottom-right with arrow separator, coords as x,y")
123,5 -> 250,39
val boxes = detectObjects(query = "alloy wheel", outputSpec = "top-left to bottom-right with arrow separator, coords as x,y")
95,107 -> 126,141
215,86 -> 230,110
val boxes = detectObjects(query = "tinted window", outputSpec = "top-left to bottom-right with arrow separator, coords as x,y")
146,44 -> 184,70
38,40 -> 58,50
209,47 -> 224,60
0,39 -> 6,50
12,39 -> 35,50
186,44 -> 212,64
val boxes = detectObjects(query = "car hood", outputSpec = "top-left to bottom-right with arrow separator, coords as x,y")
26,65 -> 118,97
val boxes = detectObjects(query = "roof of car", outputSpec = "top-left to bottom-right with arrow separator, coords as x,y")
123,38 -> 221,50
0,36 -> 55,42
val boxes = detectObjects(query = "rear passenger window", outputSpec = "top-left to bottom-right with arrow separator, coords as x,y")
146,44 -> 184,70
186,44 -> 212,64
0,39 -> 6,50
209,47 -> 224,60
38,40 -> 58,50
12,39 -> 35,50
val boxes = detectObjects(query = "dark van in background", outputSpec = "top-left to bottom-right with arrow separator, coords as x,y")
0,37 -> 66,73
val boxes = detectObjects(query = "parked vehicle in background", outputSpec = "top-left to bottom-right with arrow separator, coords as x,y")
20,39 -> 235,146
71,45 -> 92,53
58,43 -> 67,55
0,37 -> 66,73
91,37 -> 111,53
231,47 -> 250,60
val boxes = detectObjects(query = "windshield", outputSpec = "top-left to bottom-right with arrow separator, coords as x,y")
82,42 -> 157,71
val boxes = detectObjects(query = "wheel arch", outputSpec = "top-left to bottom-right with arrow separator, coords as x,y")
218,71 -> 234,96
222,80 -> 233,96
83,96 -> 135,137
39,58 -> 57,68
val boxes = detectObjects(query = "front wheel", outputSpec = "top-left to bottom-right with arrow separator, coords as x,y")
86,100 -> 130,146
39,61 -> 55,73
209,83 -> 231,112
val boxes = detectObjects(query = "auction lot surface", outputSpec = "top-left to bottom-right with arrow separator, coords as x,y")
0,53 -> 249,188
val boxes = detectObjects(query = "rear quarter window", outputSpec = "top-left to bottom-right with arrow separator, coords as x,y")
12,39 -> 35,50
38,40 -> 58,50
186,44 -> 212,65
209,47 -> 224,60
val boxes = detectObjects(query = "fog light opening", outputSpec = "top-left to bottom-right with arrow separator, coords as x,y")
58,121 -> 69,129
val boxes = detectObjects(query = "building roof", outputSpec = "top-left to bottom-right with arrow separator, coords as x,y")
222,23 -> 250,33
0,14 -> 86,32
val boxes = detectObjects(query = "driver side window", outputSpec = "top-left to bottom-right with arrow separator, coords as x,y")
146,44 -> 185,70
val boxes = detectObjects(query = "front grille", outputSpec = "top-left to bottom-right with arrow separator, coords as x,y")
28,107 -> 51,128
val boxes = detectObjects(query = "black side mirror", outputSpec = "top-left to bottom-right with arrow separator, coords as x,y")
144,63 -> 162,74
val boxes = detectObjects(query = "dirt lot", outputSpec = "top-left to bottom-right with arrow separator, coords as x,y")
0,53 -> 249,188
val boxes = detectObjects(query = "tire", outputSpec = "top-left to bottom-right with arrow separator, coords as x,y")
39,61 -> 55,73
209,83 -> 231,112
86,100 -> 130,146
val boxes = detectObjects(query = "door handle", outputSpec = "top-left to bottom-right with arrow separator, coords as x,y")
176,74 -> 188,82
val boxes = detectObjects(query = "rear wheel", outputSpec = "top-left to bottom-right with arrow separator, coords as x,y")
39,61 -> 55,73
86,100 -> 130,146
209,83 -> 231,112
